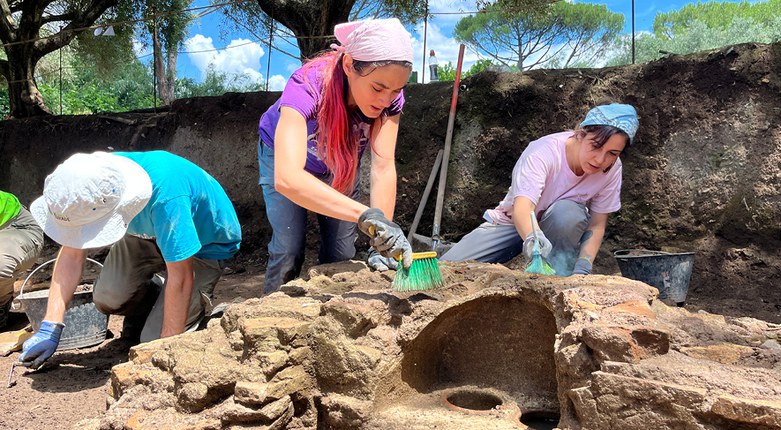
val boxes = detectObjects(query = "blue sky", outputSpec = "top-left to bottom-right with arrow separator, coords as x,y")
170,0 -> 764,89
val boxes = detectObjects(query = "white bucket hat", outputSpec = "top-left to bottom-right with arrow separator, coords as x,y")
30,152 -> 152,249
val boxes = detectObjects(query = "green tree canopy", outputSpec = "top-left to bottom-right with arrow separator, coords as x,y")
219,0 -> 427,61
437,58 -> 500,81
0,0 -> 118,117
77,0 -> 193,106
608,0 -> 781,66
454,1 -> 623,70
551,2 -> 624,68
653,0 -> 781,39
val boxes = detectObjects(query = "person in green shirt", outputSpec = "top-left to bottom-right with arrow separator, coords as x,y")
0,190 -> 44,329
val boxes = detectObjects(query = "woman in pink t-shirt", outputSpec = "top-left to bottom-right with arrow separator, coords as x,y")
257,19 -> 415,294
441,104 -> 639,276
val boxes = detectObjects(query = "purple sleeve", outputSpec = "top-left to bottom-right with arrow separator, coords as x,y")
278,66 -> 321,120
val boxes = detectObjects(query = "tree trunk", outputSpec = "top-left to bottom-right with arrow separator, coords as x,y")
152,24 -> 170,106
0,0 -> 118,117
4,47 -> 51,117
164,49 -> 178,105
256,0 -> 356,61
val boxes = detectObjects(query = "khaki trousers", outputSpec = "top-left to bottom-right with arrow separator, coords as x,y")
92,235 -> 223,342
0,207 -> 44,306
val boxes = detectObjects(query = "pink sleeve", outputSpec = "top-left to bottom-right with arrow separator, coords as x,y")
509,145 -> 554,205
590,166 -> 622,214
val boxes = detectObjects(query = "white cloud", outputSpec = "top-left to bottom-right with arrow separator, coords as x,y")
184,34 -> 266,84
411,21 -> 484,83
267,75 -> 287,91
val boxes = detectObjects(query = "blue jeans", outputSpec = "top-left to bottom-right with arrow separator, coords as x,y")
258,141 -> 359,294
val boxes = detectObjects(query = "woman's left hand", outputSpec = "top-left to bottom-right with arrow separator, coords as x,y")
571,258 -> 593,275
367,248 -> 398,271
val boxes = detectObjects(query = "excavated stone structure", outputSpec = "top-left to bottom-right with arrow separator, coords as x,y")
82,262 -> 781,429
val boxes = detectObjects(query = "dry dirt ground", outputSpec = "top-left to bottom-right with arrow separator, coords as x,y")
0,247 -> 266,430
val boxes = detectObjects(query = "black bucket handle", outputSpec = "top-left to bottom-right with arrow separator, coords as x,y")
615,249 -> 695,258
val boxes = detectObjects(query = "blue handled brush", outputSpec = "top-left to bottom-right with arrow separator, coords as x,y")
524,212 -> 556,275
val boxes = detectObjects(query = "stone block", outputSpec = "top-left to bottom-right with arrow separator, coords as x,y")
605,300 -> 658,320
581,325 -> 669,363
176,382 -> 209,411
310,318 -> 382,396
321,300 -> 383,338
221,400 -> 266,423
711,395 -> 781,427
582,371 -> 709,428
320,394 -> 373,428
111,362 -> 173,399
240,317 -> 311,352
288,346 -> 311,366
580,326 -> 636,362
630,326 -> 670,356
259,395 -> 293,421
235,381 -> 271,406
267,366 -> 315,399
255,350 -> 289,377
681,343 -> 755,365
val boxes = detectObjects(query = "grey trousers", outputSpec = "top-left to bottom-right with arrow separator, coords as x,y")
0,207 -> 44,306
441,200 -> 590,275
92,235 -> 223,342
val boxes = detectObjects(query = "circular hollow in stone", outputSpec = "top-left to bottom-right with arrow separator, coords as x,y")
442,388 -> 503,415
519,410 -> 560,430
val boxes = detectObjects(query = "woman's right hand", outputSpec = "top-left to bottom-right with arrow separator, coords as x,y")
357,208 -> 412,269
523,230 -> 553,259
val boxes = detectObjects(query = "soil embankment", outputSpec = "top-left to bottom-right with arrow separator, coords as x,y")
1,42 -> 780,321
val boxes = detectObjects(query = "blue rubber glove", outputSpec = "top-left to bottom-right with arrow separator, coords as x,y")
571,258 -> 593,275
367,248 -> 398,272
19,321 -> 64,369
522,231 -> 553,259
358,208 -> 412,269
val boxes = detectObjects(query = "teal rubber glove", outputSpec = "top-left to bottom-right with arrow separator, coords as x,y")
571,258 -> 593,275
367,248 -> 398,272
357,208 -> 412,269
19,321 -> 64,369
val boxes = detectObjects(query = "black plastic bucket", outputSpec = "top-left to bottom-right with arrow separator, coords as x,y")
10,258 -> 108,350
614,250 -> 695,306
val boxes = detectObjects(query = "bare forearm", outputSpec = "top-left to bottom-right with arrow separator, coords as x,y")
512,197 -> 537,238
370,164 -> 397,219
43,247 -> 86,323
161,260 -> 194,338
273,107 -> 368,221
276,171 -> 368,222
578,226 -> 605,263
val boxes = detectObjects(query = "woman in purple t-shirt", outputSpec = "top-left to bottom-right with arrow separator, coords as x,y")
441,104 -> 639,276
257,19 -> 415,294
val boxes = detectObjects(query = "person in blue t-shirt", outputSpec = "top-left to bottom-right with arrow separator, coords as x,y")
18,151 -> 241,369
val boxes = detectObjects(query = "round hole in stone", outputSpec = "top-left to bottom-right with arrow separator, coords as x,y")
443,389 -> 503,414
519,410 -> 560,430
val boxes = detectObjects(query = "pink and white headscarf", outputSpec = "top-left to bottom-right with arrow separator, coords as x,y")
332,18 -> 413,64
